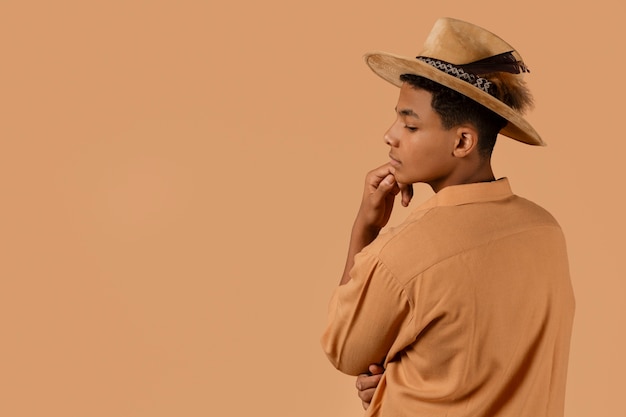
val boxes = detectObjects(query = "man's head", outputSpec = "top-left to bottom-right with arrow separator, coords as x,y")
385,81 -> 498,191
365,17 -> 542,146
399,73 -> 507,158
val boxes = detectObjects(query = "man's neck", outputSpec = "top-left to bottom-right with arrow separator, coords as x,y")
429,161 -> 495,193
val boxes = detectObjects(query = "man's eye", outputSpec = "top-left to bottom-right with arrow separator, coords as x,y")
405,126 -> 417,132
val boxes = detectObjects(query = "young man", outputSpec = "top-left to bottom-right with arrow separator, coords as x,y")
321,18 -> 575,416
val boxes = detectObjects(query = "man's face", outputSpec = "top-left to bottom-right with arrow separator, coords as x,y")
385,83 -> 458,190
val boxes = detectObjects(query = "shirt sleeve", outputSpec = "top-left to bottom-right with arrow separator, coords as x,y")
320,251 -> 412,376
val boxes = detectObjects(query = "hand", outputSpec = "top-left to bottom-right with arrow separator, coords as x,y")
339,163 -> 413,285
356,364 -> 385,410
356,163 -> 413,232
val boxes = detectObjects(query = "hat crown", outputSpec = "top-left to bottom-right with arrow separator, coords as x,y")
363,17 -> 543,145
421,18 -> 519,65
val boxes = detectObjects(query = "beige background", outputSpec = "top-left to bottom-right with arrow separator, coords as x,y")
1,1 -> 623,416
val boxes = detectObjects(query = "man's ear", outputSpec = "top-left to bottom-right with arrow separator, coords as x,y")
453,125 -> 479,158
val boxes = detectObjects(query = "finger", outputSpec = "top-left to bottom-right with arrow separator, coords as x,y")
357,373 -> 383,391
400,183 -> 414,207
373,174 -> 397,200
356,373 -> 367,390
356,373 -> 375,390
390,181 -> 401,196
362,400 -> 370,410
358,386 -> 377,402
368,363 -> 385,375
365,164 -> 394,191
371,175 -> 400,215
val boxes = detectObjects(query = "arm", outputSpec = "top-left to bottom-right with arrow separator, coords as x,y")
321,164 -> 413,374
340,163 -> 413,285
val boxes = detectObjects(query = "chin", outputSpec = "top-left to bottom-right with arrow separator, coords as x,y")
395,174 -> 419,185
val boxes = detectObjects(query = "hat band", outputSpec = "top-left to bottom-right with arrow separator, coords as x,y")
416,56 -> 495,95
415,51 -> 529,97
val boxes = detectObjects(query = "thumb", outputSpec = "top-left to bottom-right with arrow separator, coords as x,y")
369,363 -> 385,375
400,183 -> 414,207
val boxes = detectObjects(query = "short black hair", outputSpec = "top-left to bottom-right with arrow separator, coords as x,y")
399,74 -> 507,158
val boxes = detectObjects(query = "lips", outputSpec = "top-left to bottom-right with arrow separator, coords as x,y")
389,154 -> 401,166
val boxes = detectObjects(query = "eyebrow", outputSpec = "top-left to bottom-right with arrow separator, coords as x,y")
395,107 -> 420,119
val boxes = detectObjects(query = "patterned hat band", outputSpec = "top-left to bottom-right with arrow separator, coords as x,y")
415,51 -> 530,97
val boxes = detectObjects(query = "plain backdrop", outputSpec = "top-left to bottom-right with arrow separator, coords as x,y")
1,1 -> 624,416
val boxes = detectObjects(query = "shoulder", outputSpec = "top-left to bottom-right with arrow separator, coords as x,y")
361,194 -> 564,284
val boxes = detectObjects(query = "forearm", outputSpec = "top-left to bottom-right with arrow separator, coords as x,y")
340,219 -> 381,285
323,250 -> 410,375
337,163 -> 412,285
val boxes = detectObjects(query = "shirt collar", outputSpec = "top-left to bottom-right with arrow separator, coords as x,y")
415,178 -> 514,211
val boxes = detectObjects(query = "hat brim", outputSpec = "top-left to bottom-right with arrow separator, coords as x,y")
365,52 -> 545,146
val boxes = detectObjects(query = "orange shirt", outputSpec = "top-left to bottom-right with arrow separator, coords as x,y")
321,178 -> 575,417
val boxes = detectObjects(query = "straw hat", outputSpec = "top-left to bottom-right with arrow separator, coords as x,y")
365,17 -> 544,146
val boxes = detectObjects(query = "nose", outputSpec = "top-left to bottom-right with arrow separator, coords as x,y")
384,124 -> 399,147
